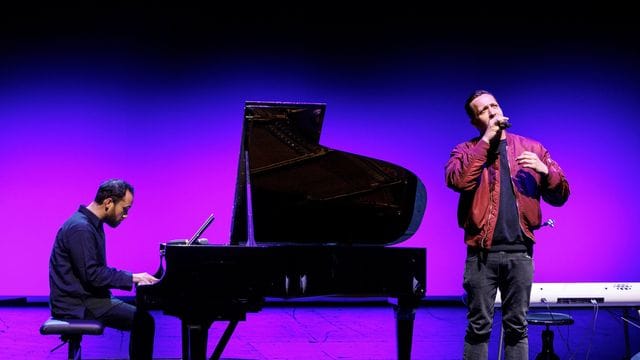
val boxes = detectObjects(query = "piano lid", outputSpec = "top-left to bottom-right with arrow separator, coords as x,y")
230,101 -> 426,246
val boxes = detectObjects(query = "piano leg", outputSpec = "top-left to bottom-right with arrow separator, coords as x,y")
393,297 -> 419,360
181,320 -> 213,360
210,321 -> 239,360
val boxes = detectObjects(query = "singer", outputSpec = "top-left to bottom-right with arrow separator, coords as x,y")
445,90 -> 570,360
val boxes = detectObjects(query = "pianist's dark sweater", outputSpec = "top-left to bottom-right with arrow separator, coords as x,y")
48,206 -> 133,319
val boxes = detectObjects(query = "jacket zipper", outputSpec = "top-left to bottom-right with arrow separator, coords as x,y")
481,163 -> 494,249
506,144 -> 523,234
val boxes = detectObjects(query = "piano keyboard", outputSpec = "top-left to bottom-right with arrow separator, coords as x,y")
496,282 -> 640,306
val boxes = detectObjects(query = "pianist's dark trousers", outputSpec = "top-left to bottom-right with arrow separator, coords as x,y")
463,250 -> 533,360
85,297 -> 155,360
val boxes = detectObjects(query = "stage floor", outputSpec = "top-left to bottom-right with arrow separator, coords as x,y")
1,302 -> 638,359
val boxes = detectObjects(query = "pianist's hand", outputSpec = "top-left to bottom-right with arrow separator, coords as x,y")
133,272 -> 159,286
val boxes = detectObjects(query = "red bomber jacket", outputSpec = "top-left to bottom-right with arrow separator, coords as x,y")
445,133 -> 570,249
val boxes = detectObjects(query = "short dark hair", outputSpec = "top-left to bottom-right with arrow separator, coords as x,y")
464,89 -> 494,118
94,179 -> 134,204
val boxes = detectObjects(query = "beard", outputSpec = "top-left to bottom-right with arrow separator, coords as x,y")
104,213 -> 122,228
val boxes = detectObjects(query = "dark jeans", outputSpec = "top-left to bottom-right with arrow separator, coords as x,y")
463,250 -> 533,360
85,298 -> 155,360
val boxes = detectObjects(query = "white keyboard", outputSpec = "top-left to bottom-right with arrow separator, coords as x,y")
495,282 -> 640,306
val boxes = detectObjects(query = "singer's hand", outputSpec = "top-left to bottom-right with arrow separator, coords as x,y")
516,151 -> 548,175
481,116 -> 508,144
133,272 -> 159,285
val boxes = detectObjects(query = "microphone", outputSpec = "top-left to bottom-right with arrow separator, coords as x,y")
497,116 -> 511,130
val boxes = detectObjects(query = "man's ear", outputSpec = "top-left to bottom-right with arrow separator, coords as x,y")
104,198 -> 114,211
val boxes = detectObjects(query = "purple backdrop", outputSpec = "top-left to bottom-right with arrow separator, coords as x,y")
1,8 -> 638,297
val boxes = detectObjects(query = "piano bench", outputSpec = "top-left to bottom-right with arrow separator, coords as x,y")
497,312 -> 574,360
526,312 -> 574,360
40,317 -> 104,360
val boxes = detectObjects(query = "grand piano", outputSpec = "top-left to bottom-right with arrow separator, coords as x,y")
136,102 -> 427,360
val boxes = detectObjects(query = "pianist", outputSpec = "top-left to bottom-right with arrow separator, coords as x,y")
445,90 -> 570,359
48,179 -> 158,359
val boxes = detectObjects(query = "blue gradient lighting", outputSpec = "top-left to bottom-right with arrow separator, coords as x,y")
1,22 -> 639,298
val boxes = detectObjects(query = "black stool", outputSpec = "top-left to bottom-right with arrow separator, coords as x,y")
527,312 -> 574,360
40,317 -> 104,360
